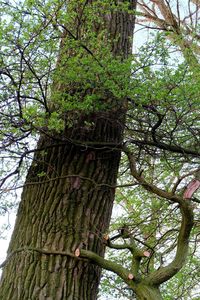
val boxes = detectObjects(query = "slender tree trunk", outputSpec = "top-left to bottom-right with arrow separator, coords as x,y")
0,1 -> 136,299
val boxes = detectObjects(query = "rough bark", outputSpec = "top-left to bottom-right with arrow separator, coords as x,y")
0,115 -> 123,300
0,1 -> 136,299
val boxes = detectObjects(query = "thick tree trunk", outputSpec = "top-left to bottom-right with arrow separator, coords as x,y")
0,1 -> 136,299
0,112 -> 123,299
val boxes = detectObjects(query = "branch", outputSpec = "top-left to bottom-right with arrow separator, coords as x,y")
124,147 -> 182,203
172,168 -> 200,193
137,1 -> 200,66
151,112 -> 165,143
106,231 -> 152,254
76,249 -> 136,288
107,237 -> 150,257
105,235 -> 151,277
146,201 -> 194,285
183,179 -> 200,199
129,139 -> 200,158
0,247 -> 75,269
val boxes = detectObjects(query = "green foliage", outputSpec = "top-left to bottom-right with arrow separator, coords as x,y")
0,0 -> 200,298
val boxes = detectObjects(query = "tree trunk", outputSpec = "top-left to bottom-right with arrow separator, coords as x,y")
0,1 -> 136,299
135,284 -> 163,300
0,113 -> 123,299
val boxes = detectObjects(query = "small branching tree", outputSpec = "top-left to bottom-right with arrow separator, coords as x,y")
75,44 -> 200,298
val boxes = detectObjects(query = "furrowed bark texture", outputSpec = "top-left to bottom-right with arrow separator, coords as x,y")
0,115 -> 122,300
0,1 -> 136,299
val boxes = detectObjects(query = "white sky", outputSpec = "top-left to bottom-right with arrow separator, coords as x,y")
0,213 -> 16,266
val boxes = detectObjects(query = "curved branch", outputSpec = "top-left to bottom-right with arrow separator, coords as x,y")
151,112 -> 164,143
172,168 -> 200,193
145,201 -> 194,285
124,148 -> 182,202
